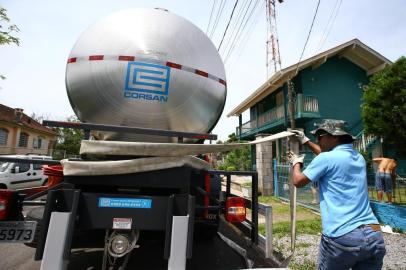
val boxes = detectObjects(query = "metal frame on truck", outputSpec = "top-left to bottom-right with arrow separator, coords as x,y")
0,121 -> 267,270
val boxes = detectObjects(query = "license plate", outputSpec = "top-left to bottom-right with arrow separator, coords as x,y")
0,221 -> 37,243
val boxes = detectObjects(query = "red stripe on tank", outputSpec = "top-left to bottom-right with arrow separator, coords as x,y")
166,62 -> 182,69
89,55 -> 104,61
118,55 -> 135,61
219,79 -> 226,86
195,69 -> 208,77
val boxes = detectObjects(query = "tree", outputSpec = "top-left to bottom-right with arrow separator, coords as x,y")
217,133 -> 252,171
53,116 -> 84,159
1,6 -> 20,80
361,56 -> 406,154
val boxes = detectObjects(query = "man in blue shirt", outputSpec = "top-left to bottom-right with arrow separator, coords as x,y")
288,119 -> 386,270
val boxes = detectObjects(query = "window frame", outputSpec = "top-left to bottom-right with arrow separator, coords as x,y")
18,132 -> 29,148
0,128 -> 9,146
33,136 -> 44,149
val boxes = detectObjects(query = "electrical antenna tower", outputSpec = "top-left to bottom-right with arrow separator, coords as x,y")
266,0 -> 283,78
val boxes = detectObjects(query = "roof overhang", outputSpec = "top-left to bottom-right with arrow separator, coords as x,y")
227,39 -> 391,117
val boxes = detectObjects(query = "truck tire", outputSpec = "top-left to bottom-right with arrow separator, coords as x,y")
24,207 -> 44,248
0,184 -> 7,189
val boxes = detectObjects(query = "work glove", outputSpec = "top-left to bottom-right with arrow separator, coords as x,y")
291,130 -> 310,144
287,151 -> 305,166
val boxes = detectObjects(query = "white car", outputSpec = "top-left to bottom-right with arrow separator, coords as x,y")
0,155 -> 52,190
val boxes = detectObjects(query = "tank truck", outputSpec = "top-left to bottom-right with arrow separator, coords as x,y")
0,8 -> 276,270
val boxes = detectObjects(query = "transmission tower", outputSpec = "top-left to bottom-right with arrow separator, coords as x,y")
266,0 -> 283,78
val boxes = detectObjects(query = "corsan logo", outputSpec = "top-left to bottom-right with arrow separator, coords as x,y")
124,61 -> 170,103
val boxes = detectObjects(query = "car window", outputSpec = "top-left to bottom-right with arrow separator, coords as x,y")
14,162 -> 30,173
0,162 -> 11,172
33,163 -> 43,170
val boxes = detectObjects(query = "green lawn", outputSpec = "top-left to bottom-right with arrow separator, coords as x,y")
258,195 -> 322,235
259,219 -> 322,237
258,196 -> 321,270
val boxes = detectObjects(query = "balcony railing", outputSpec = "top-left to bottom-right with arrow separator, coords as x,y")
236,94 -> 320,137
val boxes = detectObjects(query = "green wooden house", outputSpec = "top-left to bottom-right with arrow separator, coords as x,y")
228,39 -> 405,173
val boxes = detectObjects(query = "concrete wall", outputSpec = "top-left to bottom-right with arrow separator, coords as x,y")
255,134 -> 273,195
370,202 -> 406,232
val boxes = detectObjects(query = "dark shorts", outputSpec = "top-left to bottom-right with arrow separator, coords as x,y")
375,172 -> 392,193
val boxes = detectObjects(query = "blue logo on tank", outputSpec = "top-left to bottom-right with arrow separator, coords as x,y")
124,62 -> 170,102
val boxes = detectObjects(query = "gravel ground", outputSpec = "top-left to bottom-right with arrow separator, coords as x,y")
274,232 -> 406,270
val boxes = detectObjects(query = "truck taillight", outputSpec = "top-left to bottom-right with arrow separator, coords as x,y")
0,190 -> 13,221
225,197 -> 246,223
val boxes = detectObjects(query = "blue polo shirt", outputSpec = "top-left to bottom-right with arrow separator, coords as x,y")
303,144 -> 378,237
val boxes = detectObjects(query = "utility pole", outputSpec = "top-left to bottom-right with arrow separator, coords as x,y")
287,78 -> 297,252
266,0 -> 297,253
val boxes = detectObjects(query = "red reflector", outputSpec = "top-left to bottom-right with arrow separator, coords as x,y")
192,135 -> 209,139
166,62 -> 182,69
225,197 -> 246,223
195,69 -> 208,77
0,190 -> 13,221
219,79 -> 226,86
67,57 -> 77,63
119,55 -> 135,61
89,55 -> 104,61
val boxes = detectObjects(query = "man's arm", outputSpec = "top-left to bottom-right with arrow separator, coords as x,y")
292,163 -> 311,187
304,141 -> 321,155
373,158 -> 383,163
290,130 -> 321,155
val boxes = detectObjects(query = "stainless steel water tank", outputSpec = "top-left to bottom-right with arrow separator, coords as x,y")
65,8 -> 226,142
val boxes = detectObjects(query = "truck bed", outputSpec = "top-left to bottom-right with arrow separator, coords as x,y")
0,220 -> 276,270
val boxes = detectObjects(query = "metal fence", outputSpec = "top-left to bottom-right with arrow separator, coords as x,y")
273,160 -> 320,211
273,160 -> 406,209
366,173 -> 406,204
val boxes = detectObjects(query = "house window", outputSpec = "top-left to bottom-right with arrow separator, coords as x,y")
18,132 -> 29,147
0,128 -> 8,145
33,136 -> 44,149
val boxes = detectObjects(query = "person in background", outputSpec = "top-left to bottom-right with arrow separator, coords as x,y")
373,157 -> 397,203
288,119 -> 385,270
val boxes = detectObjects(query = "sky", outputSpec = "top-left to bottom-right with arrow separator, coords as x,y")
0,0 -> 405,141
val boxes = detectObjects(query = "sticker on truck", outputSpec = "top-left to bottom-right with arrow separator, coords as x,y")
98,197 -> 152,209
113,218 -> 132,230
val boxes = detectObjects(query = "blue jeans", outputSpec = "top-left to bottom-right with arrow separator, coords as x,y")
319,226 -> 386,270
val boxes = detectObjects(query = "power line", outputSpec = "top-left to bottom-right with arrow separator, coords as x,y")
224,0 -> 260,62
206,0 -> 217,34
314,0 -> 342,53
294,0 -> 321,76
209,0 -> 227,38
228,0 -> 265,66
218,0 -> 240,50
221,0 -> 254,57
219,0 -> 249,54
